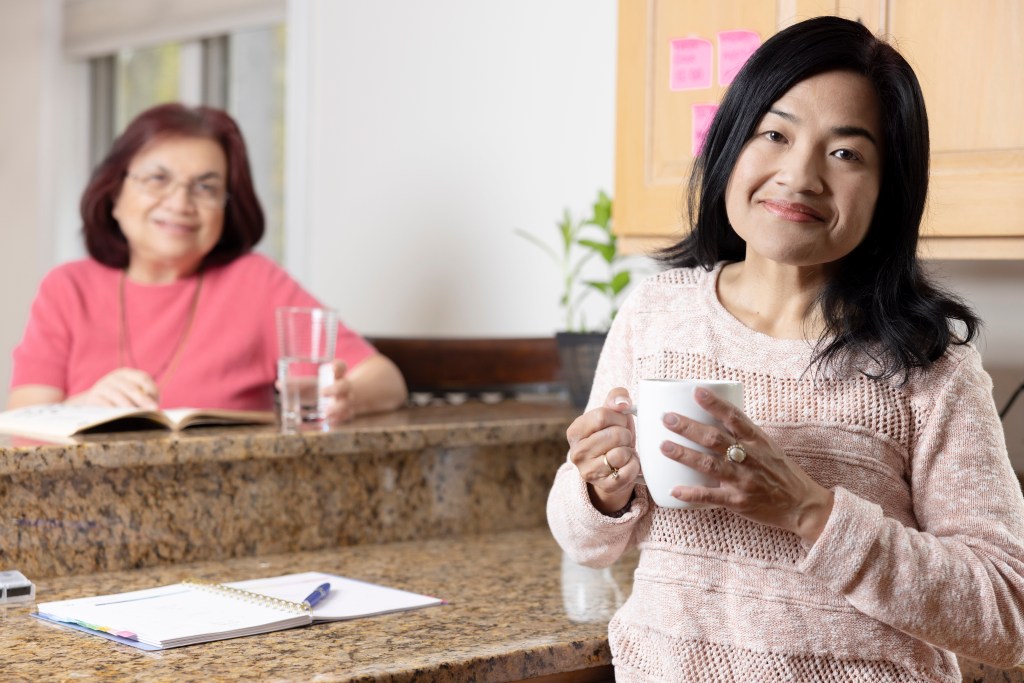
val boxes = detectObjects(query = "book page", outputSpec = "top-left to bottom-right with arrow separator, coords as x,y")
0,404 -> 167,438
228,571 -> 444,622
163,408 -> 276,430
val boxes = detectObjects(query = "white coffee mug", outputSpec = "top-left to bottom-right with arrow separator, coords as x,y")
634,378 -> 744,509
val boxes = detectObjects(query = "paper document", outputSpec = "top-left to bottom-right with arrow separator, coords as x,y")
228,571 -> 445,622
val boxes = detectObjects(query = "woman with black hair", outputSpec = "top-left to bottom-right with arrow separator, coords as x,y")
548,16 -> 1024,682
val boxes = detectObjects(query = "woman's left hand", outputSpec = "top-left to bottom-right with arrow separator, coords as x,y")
661,387 -> 834,544
322,360 -> 356,424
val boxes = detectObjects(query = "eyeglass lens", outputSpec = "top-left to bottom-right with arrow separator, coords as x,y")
128,171 -> 228,207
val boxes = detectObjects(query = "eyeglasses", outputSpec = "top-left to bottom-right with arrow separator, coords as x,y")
126,171 -> 230,208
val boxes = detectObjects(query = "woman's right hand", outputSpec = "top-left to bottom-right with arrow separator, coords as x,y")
566,387 -> 639,515
65,368 -> 160,409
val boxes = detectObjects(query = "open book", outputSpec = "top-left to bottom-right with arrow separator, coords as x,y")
34,571 -> 444,650
0,404 -> 276,440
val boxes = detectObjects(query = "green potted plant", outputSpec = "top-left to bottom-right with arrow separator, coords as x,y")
516,190 -> 632,407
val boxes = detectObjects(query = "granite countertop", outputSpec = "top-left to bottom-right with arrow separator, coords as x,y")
1,528 -> 630,682
0,401 -> 580,475
1,401 -> 580,579
2,528 -> 1018,683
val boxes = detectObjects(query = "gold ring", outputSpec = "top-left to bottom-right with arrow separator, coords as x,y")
726,443 -> 747,463
602,453 -> 620,479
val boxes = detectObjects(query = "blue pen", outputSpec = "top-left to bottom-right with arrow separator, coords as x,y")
301,582 -> 331,610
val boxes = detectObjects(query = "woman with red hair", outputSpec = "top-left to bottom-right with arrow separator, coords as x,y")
9,103 -> 406,422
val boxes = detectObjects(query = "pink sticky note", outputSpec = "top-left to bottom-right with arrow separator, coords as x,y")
717,30 -> 761,86
670,37 -> 713,91
692,104 -> 718,156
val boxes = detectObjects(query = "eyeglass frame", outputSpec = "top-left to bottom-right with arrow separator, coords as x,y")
124,170 -> 231,208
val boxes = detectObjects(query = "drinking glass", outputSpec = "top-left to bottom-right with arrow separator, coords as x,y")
276,307 -> 338,431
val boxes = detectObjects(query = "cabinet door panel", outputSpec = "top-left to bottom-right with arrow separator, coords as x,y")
888,0 -> 1024,239
784,0 -> 883,32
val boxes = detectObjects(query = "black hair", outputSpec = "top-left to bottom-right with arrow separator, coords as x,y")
659,15 -> 979,383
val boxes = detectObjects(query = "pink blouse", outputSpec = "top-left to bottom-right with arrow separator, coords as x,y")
10,254 -> 376,411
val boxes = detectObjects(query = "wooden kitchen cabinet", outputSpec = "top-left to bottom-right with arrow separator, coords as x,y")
614,0 -> 1024,259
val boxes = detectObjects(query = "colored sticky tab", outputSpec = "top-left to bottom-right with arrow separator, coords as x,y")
692,104 -> 719,156
717,30 -> 761,86
670,37 -> 713,91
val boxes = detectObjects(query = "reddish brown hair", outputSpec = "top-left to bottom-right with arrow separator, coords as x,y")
81,103 -> 265,269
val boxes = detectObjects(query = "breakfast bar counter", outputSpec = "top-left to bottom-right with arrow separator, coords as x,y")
0,401 -> 577,578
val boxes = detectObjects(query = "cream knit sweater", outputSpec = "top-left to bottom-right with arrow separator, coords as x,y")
546,263 -> 1024,682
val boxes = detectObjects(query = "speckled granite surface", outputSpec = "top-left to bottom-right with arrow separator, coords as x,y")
1,529 -> 1018,683
0,529 -> 626,683
0,402 -> 578,579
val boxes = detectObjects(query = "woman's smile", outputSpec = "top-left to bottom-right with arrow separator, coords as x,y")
153,217 -> 201,234
759,199 -> 827,223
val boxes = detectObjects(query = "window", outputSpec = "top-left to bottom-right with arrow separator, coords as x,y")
228,25 -> 287,259
115,42 -> 183,131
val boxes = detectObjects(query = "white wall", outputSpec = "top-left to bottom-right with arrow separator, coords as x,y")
0,0 -> 1021,472
0,0 -> 90,409
0,0 -> 45,404
295,0 -> 621,336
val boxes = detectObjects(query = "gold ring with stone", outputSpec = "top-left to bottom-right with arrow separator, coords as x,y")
602,453 -> 620,479
726,443 -> 747,463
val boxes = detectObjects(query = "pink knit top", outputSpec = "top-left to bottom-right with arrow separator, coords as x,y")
10,254 -> 376,411
546,264 -> 1024,682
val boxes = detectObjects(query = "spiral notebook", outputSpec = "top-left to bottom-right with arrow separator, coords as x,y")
33,572 -> 443,650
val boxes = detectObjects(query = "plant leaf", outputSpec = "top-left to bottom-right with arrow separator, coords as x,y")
584,280 -> 612,295
610,270 -> 631,294
558,210 -> 576,252
578,238 -> 616,263
591,190 -> 612,228
513,228 -> 559,263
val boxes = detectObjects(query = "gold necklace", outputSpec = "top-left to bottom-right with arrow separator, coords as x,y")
118,270 -> 204,389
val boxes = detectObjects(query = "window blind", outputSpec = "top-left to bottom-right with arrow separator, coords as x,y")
62,0 -> 285,57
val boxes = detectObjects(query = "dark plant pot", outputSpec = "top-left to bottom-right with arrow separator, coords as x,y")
555,331 -> 608,409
